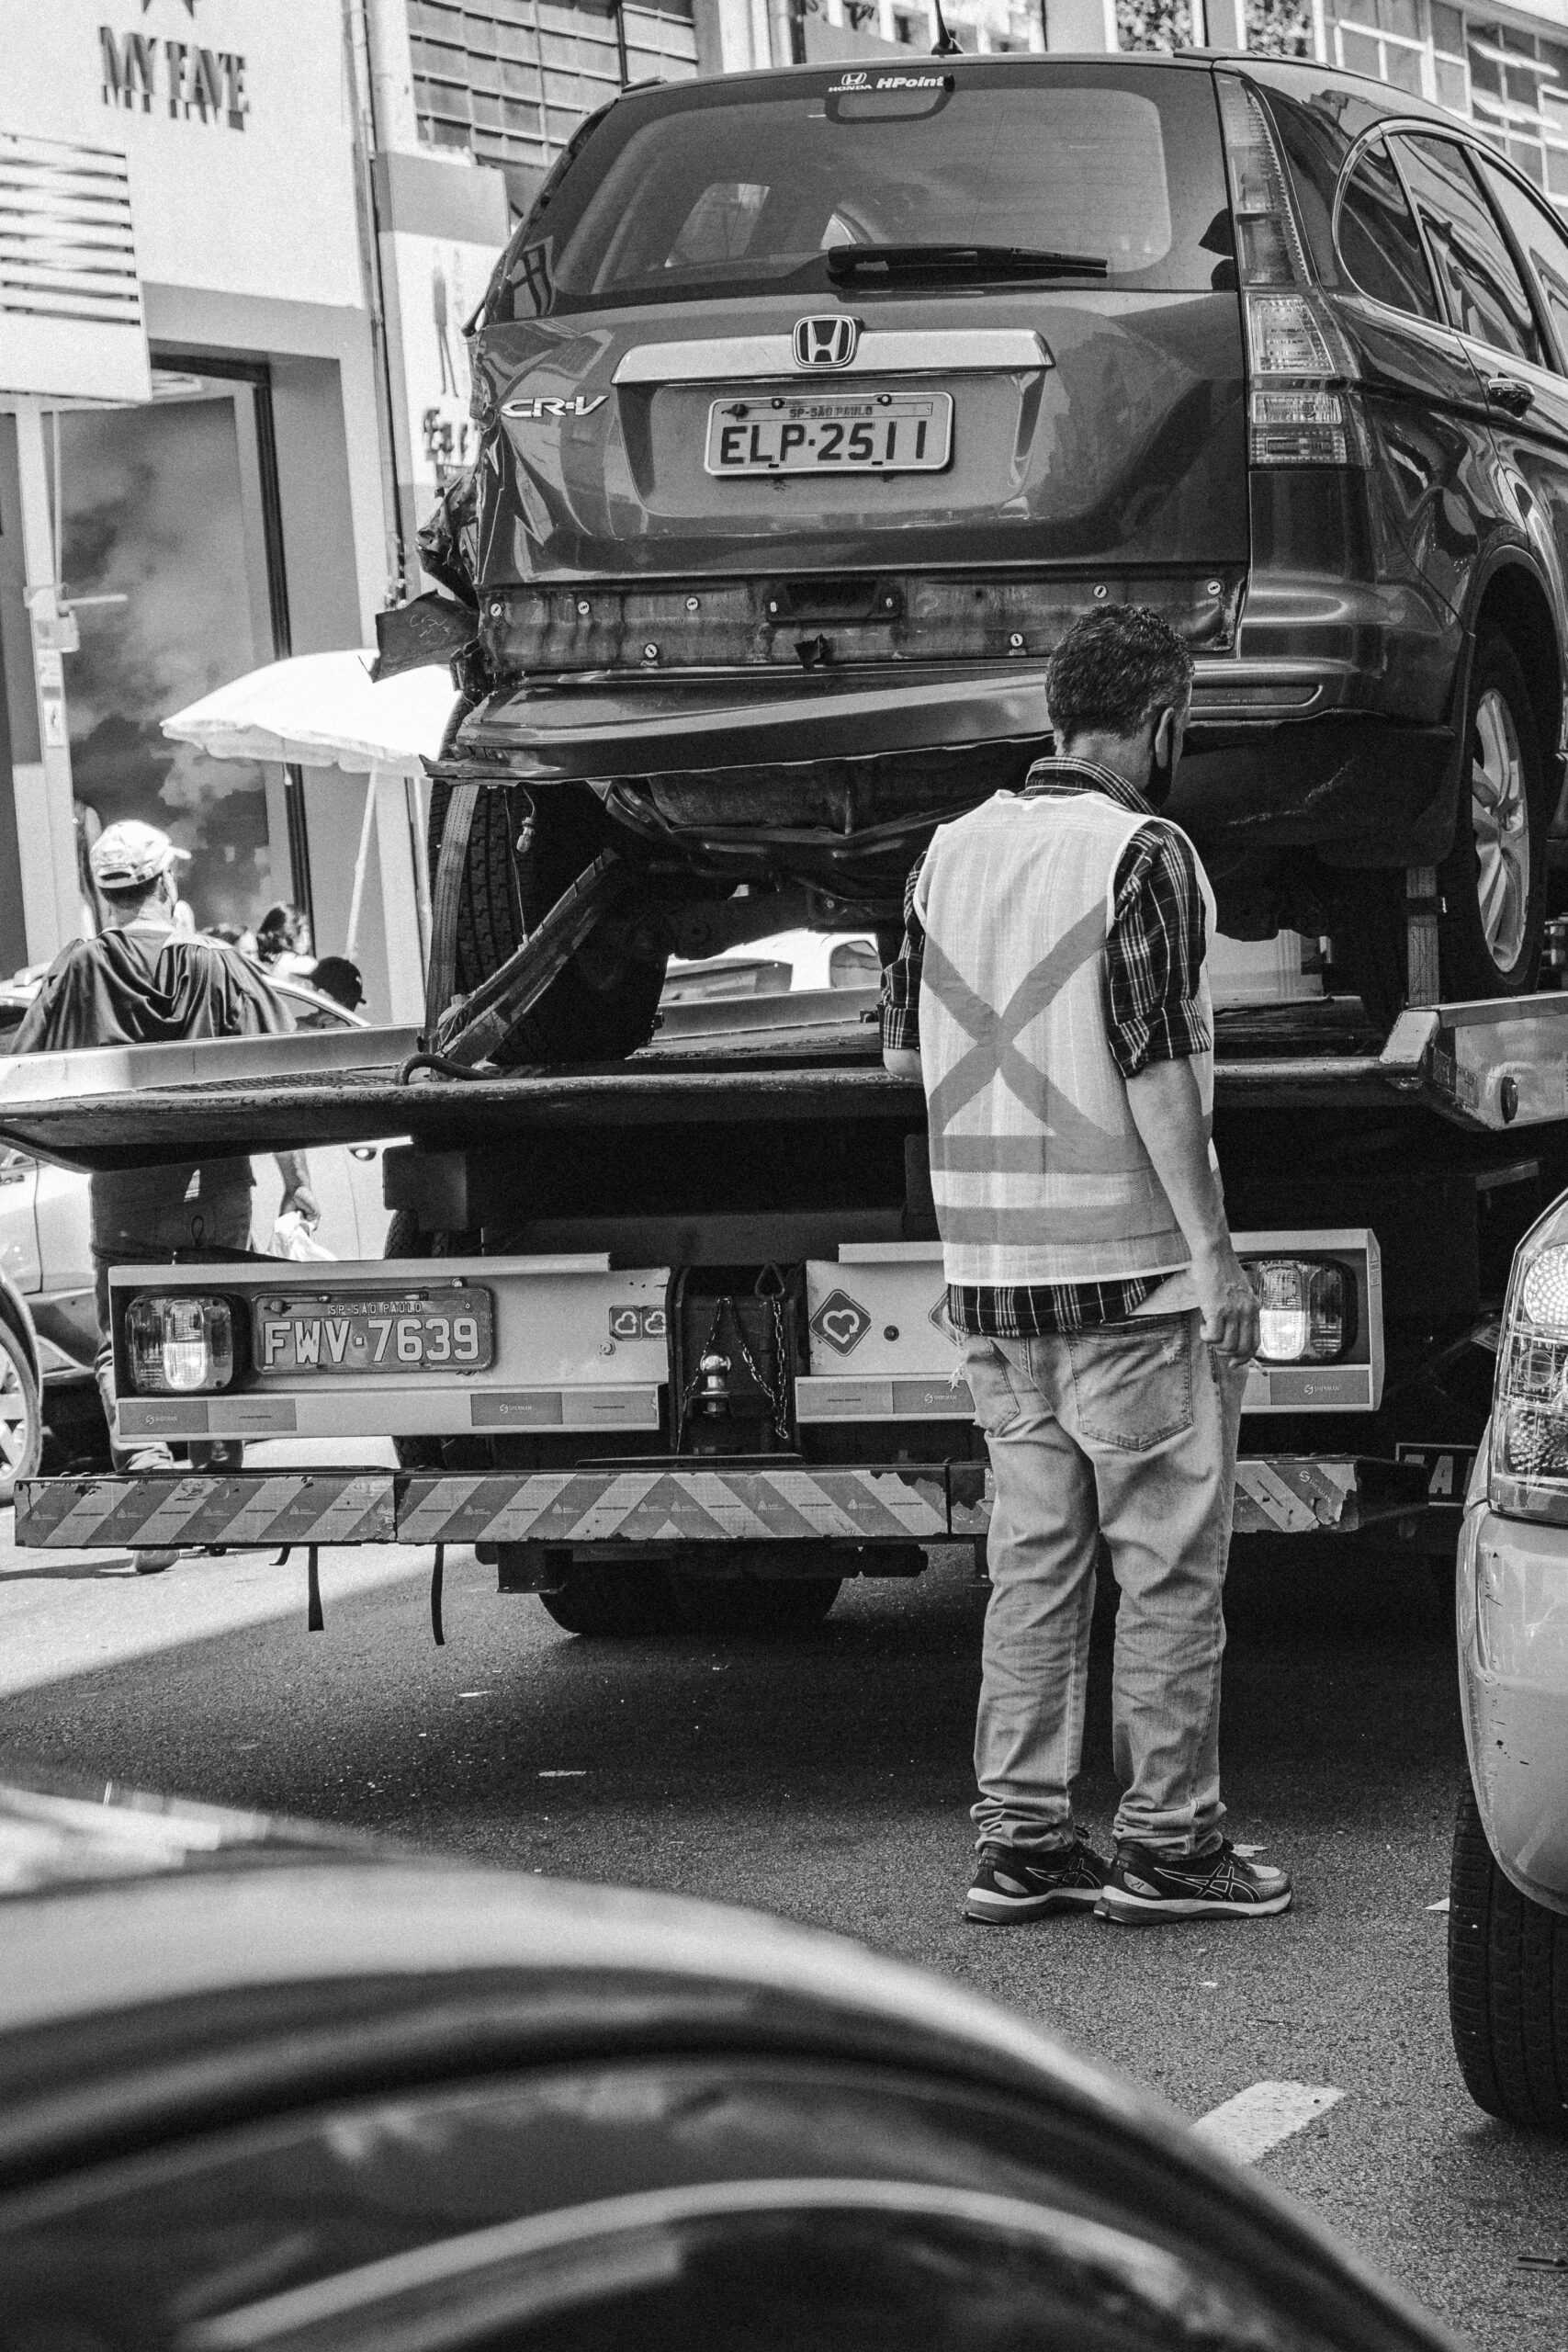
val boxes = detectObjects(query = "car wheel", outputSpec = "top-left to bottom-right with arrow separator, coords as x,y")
666,1569 -> 842,1635
0,1317 -> 43,1507
1438,630 -> 1548,1004
428,779 -> 667,1067
536,1563 -> 676,1636
1448,1782 -> 1568,2132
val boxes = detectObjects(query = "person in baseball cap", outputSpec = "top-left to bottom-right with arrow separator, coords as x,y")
14,813 -> 320,1566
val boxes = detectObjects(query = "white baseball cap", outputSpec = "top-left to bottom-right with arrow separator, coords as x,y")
89,820 -> 191,891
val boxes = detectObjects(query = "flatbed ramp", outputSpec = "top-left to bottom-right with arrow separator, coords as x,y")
1,991 -> 1565,1170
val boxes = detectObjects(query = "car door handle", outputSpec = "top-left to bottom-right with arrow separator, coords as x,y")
1485,374 -> 1535,417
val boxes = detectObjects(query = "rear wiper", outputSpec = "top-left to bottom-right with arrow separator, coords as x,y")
825,243 -> 1109,283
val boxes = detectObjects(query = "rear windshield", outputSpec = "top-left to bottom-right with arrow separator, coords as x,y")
484,62 -> 1233,322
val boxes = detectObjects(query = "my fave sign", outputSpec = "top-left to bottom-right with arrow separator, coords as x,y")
100,23 -> 248,129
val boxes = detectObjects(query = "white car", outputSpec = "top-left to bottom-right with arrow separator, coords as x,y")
1450,1189 -> 1568,2132
0,973 -> 395,1492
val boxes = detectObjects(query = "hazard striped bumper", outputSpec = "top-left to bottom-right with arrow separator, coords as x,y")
14,1454 -> 1431,1552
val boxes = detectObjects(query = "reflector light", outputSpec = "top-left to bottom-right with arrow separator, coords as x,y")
1249,389 -> 1350,466
126,1295 -> 235,1395
1247,1260 -> 1347,1364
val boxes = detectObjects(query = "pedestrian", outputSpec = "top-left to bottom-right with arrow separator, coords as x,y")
883,605 -> 1292,1926
255,901 -> 314,978
13,821 -> 320,1571
308,955 -> 365,1012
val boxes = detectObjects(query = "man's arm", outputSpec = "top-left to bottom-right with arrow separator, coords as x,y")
275,1149 -> 321,1228
881,852 -> 927,1082
1124,1058 -> 1258,1365
1109,827 -> 1258,1366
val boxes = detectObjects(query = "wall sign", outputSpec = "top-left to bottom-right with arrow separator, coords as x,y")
100,24 -> 248,128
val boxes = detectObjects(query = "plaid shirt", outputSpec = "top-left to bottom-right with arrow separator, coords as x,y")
882,759 -> 1210,1338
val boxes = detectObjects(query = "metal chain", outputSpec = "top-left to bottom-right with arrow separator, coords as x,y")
675,1288 -> 792,1447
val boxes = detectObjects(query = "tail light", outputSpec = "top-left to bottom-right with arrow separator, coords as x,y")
125,1295 -> 235,1395
1246,1259 -> 1349,1364
1492,1198 -> 1568,1522
1217,75 -> 1363,468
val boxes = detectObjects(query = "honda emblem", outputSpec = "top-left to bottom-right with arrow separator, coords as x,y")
793,315 -> 860,369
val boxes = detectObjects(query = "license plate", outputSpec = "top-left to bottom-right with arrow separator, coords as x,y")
705,392 -> 953,475
254,1289 -> 494,1376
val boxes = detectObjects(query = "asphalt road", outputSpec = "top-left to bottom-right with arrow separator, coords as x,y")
4,1518 -> 1566,2349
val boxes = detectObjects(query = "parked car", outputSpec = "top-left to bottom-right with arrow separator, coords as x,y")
417,51 -> 1568,1054
1450,1186 -> 1568,2133
0,971 -> 396,1485
0,1772 -> 1455,2350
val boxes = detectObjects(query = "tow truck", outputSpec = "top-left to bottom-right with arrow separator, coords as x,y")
5,902 -> 1567,1636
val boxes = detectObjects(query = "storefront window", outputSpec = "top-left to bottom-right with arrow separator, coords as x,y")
59,368 -> 288,934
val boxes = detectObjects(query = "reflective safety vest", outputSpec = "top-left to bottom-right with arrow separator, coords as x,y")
915,786 -> 1216,1288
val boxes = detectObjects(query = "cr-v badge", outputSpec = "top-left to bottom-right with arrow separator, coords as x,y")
502,393 -> 607,420
793,316 -> 860,369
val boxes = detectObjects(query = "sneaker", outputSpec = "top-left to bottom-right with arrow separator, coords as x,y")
1096,1838 -> 1292,1925
964,1836 -> 1110,1924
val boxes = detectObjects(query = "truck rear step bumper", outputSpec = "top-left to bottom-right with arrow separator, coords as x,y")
15,1455 -> 1431,1553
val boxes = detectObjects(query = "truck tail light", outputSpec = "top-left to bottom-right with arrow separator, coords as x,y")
1245,1259 -> 1348,1364
125,1296 -> 235,1395
1218,75 -> 1363,468
1492,1200 -> 1568,1521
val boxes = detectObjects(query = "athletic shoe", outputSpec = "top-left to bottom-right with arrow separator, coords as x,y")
1096,1838 -> 1292,1925
133,1549 -> 179,1575
964,1835 -> 1110,1924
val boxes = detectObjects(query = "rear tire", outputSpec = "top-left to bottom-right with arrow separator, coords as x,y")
1449,1782 -> 1568,2131
667,1571 -> 842,1635
428,780 -> 666,1067
0,1317 -> 42,1507
536,1564 -> 675,1636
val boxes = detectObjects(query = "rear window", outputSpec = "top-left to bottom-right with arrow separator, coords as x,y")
484,62 -> 1234,322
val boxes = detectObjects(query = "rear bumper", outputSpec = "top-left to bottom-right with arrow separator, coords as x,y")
448,663 -> 1455,886
15,1453 -> 1430,1552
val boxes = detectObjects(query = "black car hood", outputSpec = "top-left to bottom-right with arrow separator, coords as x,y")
457,660 -> 1053,782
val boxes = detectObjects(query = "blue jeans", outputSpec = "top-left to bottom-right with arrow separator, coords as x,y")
963,1311 -> 1244,1858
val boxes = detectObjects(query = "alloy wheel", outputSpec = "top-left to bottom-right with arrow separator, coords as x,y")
1471,685 -> 1530,974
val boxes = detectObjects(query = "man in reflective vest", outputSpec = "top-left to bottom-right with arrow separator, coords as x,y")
884,606 -> 1292,1926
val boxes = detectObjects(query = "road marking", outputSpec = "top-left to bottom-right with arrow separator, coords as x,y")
1427,1896 -> 1450,1913
1194,2081 -> 1345,2164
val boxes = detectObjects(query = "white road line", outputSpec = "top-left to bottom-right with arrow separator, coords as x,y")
1194,2081 -> 1345,2164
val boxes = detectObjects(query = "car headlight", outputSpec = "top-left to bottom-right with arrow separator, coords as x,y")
1247,1259 -> 1348,1364
1492,1203 -> 1568,1521
125,1295 -> 235,1394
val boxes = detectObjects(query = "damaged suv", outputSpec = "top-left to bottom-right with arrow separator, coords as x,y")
415,50 -> 1568,1052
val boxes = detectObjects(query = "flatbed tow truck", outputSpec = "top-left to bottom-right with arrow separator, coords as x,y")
5,956 -> 1568,1638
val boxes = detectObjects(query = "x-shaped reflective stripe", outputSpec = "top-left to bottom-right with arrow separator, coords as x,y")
920,906 -> 1145,1178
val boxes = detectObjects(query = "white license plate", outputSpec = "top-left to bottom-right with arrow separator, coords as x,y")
254,1288 -> 495,1375
705,392 -> 953,475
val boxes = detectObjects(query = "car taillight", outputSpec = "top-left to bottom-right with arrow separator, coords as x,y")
1217,74 -> 1362,469
1244,1259 -> 1348,1364
125,1296 -> 235,1394
1492,1200 -> 1568,1521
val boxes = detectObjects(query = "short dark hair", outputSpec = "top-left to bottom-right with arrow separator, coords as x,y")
1044,606 -> 1194,743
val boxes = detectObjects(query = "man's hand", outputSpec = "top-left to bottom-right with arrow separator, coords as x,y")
281,1182 -> 321,1229
1191,1240 -> 1259,1369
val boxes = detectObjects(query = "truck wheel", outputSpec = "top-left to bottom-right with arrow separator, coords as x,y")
1439,631 -> 1547,1003
0,1317 -> 41,1507
536,1564 -> 675,1636
428,779 -> 666,1067
667,1572 -> 842,1635
1449,1783 -> 1568,2131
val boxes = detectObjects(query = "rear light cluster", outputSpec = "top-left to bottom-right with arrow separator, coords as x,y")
1218,75 -> 1362,469
1245,1258 -> 1348,1364
1492,1204 -> 1568,1521
125,1295 -> 235,1395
